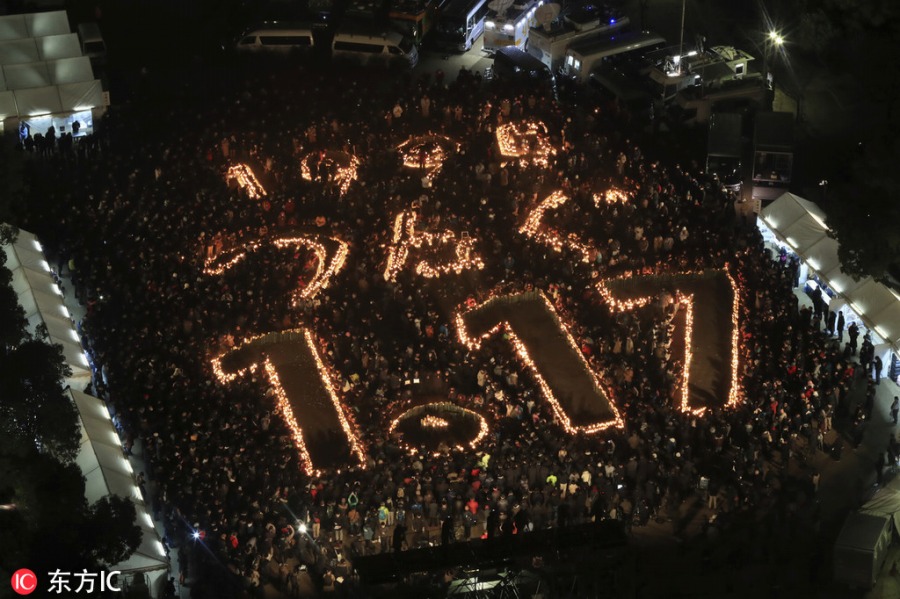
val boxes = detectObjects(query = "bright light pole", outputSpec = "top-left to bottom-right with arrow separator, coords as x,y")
764,30 -> 784,90
678,0 -> 686,73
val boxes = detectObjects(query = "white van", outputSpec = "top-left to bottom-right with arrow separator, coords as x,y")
236,23 -> 315,53
77,22 -> 106,61
562,30 -> 665,82
331,30 -> 418,68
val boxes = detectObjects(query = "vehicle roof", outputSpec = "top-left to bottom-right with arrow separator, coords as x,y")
496,46 -> 547,68
707,113 -> 742,158
333,28 -> 404,43
567,30 -> 664,57
441,0 -> 484,17
77,22 -> 102,39
242,21 -> 314,35
754,111 -> 794,149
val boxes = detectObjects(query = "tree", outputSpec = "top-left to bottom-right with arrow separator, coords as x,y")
82,495 -> 143,566
0,133 -> 25,227
0,249 -> 27,349
826,135 -> 900,279
0,247 -> 80,461
0,453 -> 142,576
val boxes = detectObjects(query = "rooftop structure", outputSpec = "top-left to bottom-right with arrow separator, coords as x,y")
0,10 -> 106,134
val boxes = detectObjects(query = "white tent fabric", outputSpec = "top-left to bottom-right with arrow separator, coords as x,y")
0,11 -> 71,41
861,475 -> 900,536
0,34 -> 81,65
57,79 -> 103,111
0,13 -> 102,122
71,389 -> 169,577
761,193 -> 900,352
0,90 -> 16,116
1,56 -> 94,90
3,227 -> 91,380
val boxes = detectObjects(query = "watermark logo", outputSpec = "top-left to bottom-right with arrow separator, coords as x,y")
11,569 -> 37,595
10,569 -> 121,595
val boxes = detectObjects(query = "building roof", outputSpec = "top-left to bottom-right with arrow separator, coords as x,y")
0,11 -> 103,121
761,193 -> 900,352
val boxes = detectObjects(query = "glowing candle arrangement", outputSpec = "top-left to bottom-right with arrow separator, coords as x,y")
596,269 -> 743,414
226,163 -> 266,199
495,121 -> 555,167
725,270 -> 742,409
455,290 -> 623,434
303,329 -> 367,467
209,330 -> 315,472
203,234 -> 348,304
300,151 -> 361,195
263,358 -> 316,473
593,187 -> 630,206
519,191 -> 593,263
210,328 -> 366,474
383,210 -> 485,282
388,402 -> 489,452
420,415 -> 450,428
397,134 -> 459,181
675,293 -> 703,415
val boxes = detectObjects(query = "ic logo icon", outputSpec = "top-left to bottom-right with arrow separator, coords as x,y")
11,569 -> 37,595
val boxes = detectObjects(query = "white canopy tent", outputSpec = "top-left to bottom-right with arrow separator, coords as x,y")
861,474 -> 900,536
0,11 -> 104,132
0,11 -> 71,41
72,388 -> 170,595
761,193 -> 900,356
3,226 -> 169,595
3,227 -> 91,384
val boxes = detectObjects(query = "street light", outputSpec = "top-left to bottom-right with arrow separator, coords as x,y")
763,30 -> 785,93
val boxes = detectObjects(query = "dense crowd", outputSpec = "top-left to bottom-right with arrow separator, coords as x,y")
15,60 -> 873,597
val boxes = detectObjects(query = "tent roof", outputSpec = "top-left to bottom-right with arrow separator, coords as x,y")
0,11 -> 71,42
0,13 -> 103,120
0,56 -> 94,91
74,389 -> 141,503
761,192 -> 828,234
761,193 -> 900,351
861,476 -> 900,535
0,34 -> 81,65
836,512 -> 891,551
4,229 -> 167,574
70,390 -> 169,573
3,227 -> 91,379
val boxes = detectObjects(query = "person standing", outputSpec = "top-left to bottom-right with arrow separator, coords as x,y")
874,356 -> 883,384
837,311 -> 845,343
392,523 -> 406,554
891,397 -> 899,425
848,323 -> 860,355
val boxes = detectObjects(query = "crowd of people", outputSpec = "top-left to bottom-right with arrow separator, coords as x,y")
13,59 -> 877,597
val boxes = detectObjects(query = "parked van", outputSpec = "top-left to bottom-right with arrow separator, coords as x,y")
562,30 -> 665,82
77,22 -> 106,61
332,30 -> 418,67
493,46 -> 556,97
236,23 -> 315,53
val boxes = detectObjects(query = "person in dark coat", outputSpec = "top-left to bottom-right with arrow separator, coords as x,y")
392,523 -> 406,553
826,310 -> 836,335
